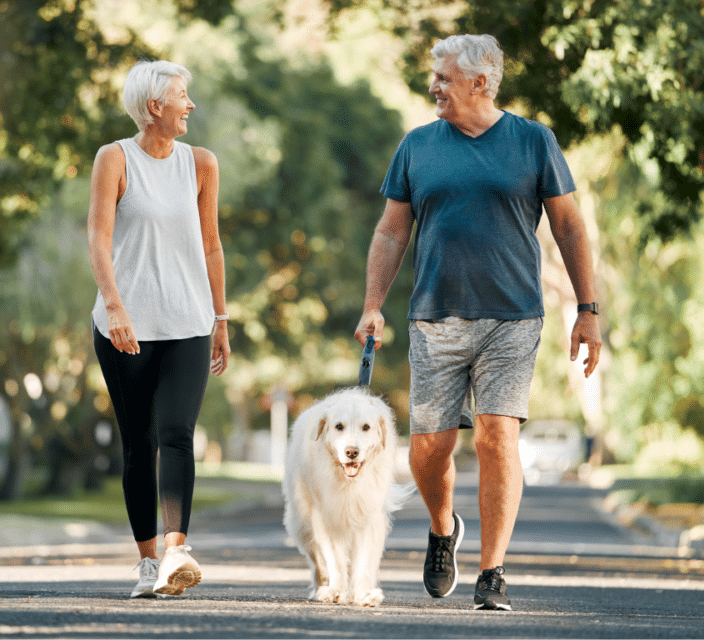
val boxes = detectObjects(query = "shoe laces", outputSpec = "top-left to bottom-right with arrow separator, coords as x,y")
479,566 -> 505,592
135,557 -> 159,580
430,537 -> 453,572
165,544 -> 192,554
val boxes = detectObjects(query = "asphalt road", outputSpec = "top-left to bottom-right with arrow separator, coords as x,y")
1,472 -> 703,639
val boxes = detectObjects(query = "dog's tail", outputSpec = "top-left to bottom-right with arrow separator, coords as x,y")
384,481 -> 416,514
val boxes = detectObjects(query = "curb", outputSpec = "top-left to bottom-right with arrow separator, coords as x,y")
600,496 -> 703,559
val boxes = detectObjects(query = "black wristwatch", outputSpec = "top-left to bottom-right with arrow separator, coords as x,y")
577,302 -> 598,315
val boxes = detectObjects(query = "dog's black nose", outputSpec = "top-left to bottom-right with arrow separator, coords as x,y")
345,447 -> 359,460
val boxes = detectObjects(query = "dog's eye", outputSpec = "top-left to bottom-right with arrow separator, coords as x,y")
335,423 -> 344,431
362,424 -> 370,431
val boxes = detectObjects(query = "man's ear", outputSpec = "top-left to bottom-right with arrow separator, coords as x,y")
471,74 -> 487,95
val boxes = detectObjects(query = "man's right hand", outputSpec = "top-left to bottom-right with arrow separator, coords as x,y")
354,310 -> 385,349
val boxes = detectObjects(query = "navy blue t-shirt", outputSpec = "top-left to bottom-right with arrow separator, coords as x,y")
381,112 -> 576,320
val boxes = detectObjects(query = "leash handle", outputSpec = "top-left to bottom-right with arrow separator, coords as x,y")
357,336 -> 375,387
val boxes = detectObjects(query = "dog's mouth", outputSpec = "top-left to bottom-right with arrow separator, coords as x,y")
340,461 -> 364,478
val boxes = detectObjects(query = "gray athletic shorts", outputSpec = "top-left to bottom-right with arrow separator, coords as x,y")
408,316 -> 543,434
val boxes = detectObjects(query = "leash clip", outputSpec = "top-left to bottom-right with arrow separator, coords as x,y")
357,336 -> 375,387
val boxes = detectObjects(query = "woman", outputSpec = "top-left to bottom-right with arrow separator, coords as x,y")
88,60 -> 230,598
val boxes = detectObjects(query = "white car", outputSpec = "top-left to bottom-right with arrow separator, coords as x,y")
518,420 -> 583,485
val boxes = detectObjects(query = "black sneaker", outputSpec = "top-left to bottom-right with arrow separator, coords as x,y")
423,512 -> 465,597
474,566 -> 512,610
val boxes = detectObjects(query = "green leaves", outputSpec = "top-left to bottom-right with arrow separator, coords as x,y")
212,42 -> 406,393
554,0 -> 704,241
325,0 -> 704,242
0,0 -> 154,267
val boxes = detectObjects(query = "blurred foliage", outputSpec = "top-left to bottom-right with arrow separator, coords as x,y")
214,30 -> 408,394
0,0 -> 156,267
0,475 -> 242,524
323,0 -> 704,244
0,0 -> 238,499
4,0 -> 704,501
161,8 -> 412,432
170,0 -> 235,25
0,179 -> 120,499
0,0 -> 409,498
578,133 -> 704,465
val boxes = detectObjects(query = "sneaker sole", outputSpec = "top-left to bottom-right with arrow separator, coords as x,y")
130,589 -> 168,599
474,601 -> 512,611
153,567 -> 202,596
424,514 -> 465,598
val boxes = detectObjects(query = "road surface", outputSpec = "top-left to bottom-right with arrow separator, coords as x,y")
1,472 -> 703,638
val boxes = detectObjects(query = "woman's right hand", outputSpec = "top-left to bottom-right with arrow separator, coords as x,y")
107,306 -> 140,354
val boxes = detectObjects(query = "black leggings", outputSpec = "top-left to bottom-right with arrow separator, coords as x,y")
93,326 -> 210,542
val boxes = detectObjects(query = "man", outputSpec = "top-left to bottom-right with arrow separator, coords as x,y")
354,34 -> 601,611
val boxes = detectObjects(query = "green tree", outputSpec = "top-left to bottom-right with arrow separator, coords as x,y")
0,180 -> 117,499
323,0 -> 704,242
185,26 -> 411,422
0,0 -> 234,268
0,0 -> 409,497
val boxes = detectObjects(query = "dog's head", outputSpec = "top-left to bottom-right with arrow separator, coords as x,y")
313,390 -> 393,479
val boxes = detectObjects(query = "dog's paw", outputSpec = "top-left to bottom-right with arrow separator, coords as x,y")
313,586 -> 347,604
354,588 -> 384,607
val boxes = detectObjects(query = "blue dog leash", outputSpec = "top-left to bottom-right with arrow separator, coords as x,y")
357,336 -> 375,387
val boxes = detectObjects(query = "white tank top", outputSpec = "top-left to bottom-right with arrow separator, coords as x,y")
92,137 -> 214,341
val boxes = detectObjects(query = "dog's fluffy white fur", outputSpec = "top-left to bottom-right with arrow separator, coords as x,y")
283,387 -> 411,607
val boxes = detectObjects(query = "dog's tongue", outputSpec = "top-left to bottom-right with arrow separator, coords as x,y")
342,462 -> 360,478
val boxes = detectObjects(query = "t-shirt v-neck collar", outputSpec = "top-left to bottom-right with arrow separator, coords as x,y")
448,110 -> 507,141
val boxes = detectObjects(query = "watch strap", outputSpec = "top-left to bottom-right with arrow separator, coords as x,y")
577,303 -> 598,315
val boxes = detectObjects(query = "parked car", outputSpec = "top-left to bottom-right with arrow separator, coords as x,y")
518,420 -> 583,485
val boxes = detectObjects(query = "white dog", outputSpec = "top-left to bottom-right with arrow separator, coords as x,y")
283,387 -> 410,607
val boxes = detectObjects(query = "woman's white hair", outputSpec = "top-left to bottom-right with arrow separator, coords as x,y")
123,60 -> 193,131
430,34 -> 504,99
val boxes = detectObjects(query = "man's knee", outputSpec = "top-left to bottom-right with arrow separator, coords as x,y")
410,429 -> 458,470
474,414 -> 520,457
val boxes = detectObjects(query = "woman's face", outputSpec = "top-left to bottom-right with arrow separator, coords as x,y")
157,76 -> 195,137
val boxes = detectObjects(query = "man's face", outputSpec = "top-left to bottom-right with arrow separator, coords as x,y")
429,55 -> 476,125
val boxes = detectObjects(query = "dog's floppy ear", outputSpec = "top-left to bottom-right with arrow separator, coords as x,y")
378,415 -> 388,449
313,416 -> 326,441
369,396 -> 391,449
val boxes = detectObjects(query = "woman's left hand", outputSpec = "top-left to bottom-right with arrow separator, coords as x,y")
210,322 -> 231,376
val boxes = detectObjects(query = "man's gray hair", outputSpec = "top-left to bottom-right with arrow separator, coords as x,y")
123,60 -> 193,131
430,34 -> 504,99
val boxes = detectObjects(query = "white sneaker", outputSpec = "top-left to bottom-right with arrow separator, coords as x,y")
130,557 -> 161,598
153,545 -> 202,596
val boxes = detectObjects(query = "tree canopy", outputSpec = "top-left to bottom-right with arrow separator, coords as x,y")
0,0 -> 409,498
4,0 -> 704,498
323,0 -> 704,243
0,0 -> 235,268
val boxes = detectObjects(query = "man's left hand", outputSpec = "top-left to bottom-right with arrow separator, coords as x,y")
570,312 -> 602,378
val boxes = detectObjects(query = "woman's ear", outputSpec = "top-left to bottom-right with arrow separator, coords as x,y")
147,98 -> 163,119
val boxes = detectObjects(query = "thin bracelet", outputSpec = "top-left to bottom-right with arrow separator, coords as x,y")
214,313 -> 229,322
